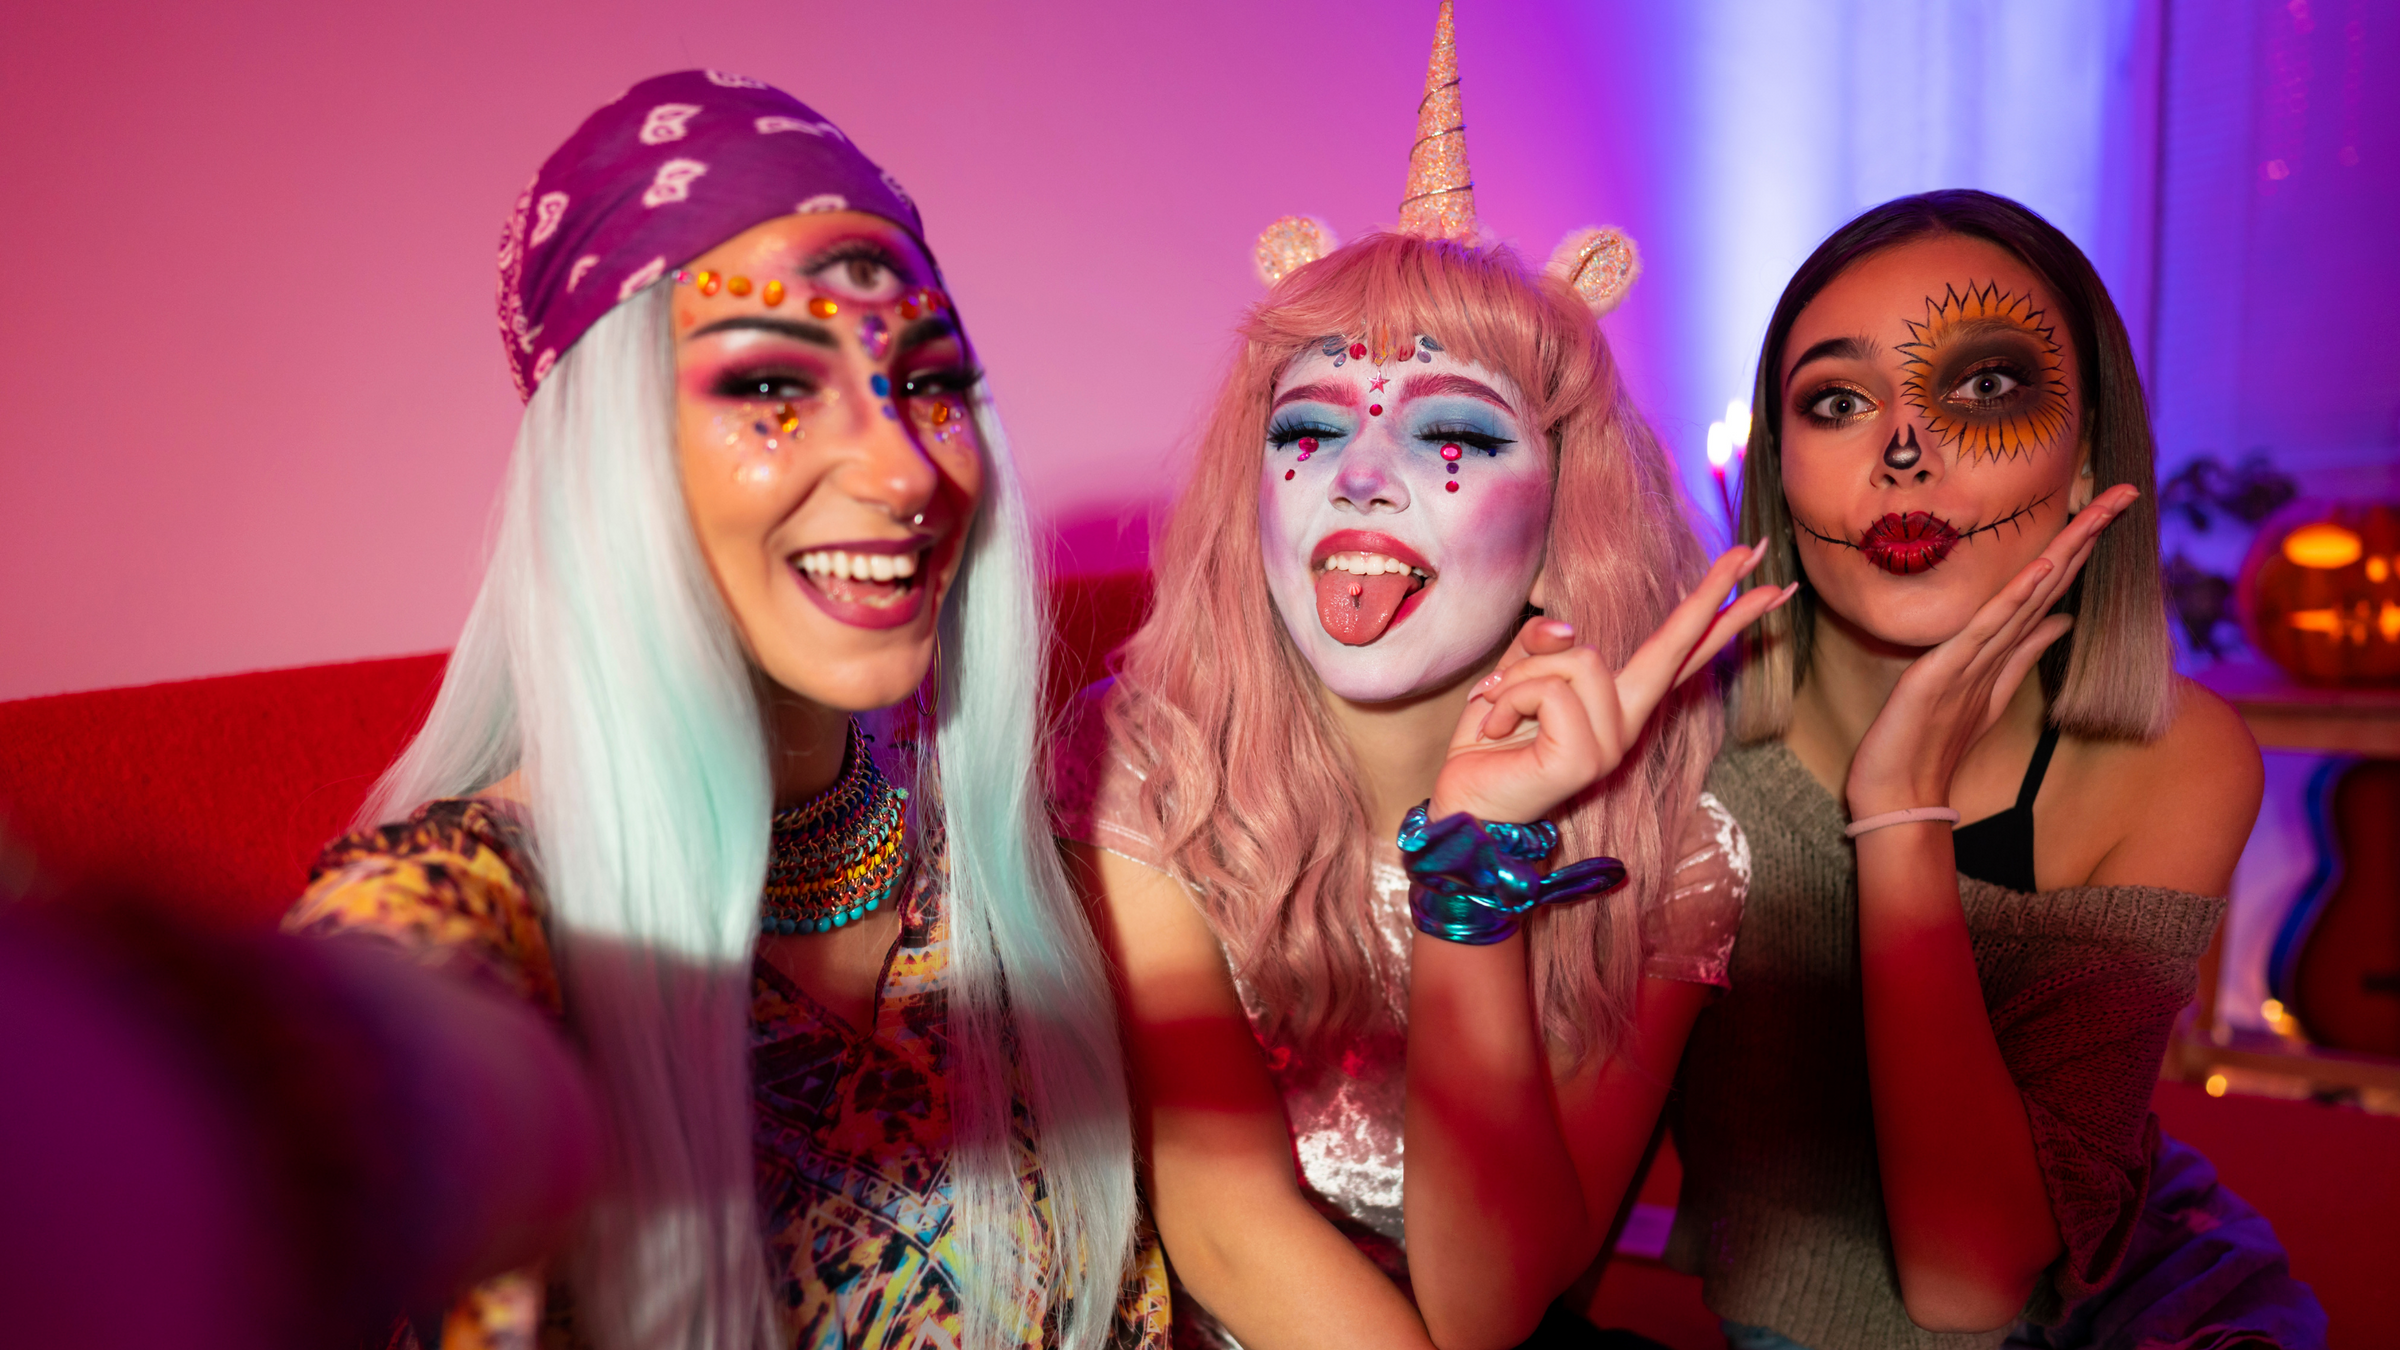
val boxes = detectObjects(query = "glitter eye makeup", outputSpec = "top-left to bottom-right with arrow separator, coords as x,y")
1894,281 -> 2071,463
1798,383 -> 1878,428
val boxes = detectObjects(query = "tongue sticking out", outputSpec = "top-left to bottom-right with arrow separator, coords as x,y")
1316,569 -> 1420,646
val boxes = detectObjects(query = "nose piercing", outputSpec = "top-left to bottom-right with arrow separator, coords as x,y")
1883,426 -> 1922,470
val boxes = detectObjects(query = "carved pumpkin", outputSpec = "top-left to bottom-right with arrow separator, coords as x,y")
2238,500 -> 2400,685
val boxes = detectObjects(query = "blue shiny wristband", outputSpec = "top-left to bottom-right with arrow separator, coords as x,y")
1397,801 -> 1627,944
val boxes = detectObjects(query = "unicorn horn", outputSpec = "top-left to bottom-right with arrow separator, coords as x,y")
1398,0 -> 1477,242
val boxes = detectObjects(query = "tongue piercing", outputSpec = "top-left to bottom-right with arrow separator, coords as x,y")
1349,583 -> 1363,597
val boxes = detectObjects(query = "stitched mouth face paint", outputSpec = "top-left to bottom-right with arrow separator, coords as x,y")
1796,492 -> 2055,576
1895,281 -> 2072,463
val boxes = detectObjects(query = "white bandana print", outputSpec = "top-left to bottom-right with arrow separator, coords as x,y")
528,191 -> 569,246
795,193 -> 848,214
618,256 -> 665,301
531,349 -> 557,384
704,70 -> 766,88
565,255 -> 599,292
756,114 -> 845,141
879,169 -> 915,210
639,103 -> 703,145
641,158 -> 707,207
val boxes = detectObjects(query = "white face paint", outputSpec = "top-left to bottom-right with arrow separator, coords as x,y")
1257,340 -> 1553,703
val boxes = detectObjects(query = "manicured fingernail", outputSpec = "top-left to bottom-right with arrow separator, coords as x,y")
1749,538 -> 1770,563
1782,581 -> 1800,599
1475,672 -> 1503,694
1546,620 -> 1575,637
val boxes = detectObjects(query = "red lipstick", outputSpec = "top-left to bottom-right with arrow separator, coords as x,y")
1858,512 -> 1960,575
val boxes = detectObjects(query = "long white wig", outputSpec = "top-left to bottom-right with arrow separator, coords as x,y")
366,282 -> 1135,1350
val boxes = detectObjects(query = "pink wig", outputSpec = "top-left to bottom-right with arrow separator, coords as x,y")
1108,232 -> 1719,1068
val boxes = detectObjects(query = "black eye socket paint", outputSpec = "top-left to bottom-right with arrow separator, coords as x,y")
1894,281 -> 2072,463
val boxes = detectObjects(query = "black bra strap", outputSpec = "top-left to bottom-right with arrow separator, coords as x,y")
2016,724 -> 2063,812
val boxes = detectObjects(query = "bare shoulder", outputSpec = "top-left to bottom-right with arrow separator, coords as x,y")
2065,678 -> 2262,893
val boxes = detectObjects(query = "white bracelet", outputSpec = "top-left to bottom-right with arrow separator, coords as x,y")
1843,806 -> 1962,838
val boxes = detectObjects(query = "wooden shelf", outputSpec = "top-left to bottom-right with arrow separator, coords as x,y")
2171,1023 -> 2400,1097
2195,661 -> 2400,755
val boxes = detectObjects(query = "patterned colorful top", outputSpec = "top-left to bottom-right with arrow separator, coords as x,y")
285,798 -> 1169,1350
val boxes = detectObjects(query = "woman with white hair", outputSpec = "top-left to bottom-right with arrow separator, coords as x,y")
285,70 -> 1161,1350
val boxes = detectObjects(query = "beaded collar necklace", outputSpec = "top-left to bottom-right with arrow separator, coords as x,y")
761,722 -> 909,936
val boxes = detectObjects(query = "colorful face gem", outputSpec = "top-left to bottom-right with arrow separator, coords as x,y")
807,296 -> 839,319
870,373 -> 891,397
1440,443 -> 1462,461
1349,342 -> 1368,360
898,287 -> 945,319
1286,469 -> 1297,480
1445,481 -> 1460,492
1446,462 -> 1459,474
762,279 -> 786,306
697,270 -> 722,297
674,269 -> 694,284
931,402 -> 951,425
1368,404 -> 1384,417
726,275 -> 753,297
1370,376 -> 1389,393
859,314 -> 891,360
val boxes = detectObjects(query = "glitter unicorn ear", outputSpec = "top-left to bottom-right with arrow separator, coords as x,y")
1255,215 -> 1341,286
1548,226 -> 1642,315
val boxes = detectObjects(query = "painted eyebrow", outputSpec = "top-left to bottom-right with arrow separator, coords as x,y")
1400,372 -> 1513,412
1787,335 -> 1880,381
684,316 -> 839,348
1271,380 -> 1359,411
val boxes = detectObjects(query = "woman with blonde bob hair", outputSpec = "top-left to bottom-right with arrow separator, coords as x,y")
1057,23 -> 1789,1343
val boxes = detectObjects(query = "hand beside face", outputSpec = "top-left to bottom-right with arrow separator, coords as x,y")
673,211 -> 983,712
1778,235 -> 2092,649
1257,340 -> 1553,704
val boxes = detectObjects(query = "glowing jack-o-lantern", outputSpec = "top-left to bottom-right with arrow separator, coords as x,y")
2239,501 -> 2400,684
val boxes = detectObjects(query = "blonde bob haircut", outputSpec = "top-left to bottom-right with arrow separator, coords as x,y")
1731,189 -> 2176,745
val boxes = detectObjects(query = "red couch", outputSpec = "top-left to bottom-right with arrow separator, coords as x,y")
0,571 -> 1153,930
3,567 -> 2389,1347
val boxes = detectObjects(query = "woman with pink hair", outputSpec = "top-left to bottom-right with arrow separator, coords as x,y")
1053,10 -> 1787,1347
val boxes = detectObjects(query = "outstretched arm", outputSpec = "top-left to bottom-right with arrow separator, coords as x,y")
1065,842 -> 1435,1350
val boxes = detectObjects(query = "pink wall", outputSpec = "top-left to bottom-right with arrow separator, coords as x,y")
0,0 -> 1666,701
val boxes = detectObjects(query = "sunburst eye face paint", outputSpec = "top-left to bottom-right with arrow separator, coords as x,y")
1895,281 -> 2072,463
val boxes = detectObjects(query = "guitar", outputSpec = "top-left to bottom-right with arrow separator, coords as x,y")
2272,758 -> 2400,1057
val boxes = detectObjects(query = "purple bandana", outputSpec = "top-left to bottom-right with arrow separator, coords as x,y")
496,69 -> 927,400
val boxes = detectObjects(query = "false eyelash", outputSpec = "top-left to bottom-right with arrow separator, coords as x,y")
899,366 -> 984,399
1422,428 -> 1513,455
714,368 -> 820,400
1268,420 -> 1345,448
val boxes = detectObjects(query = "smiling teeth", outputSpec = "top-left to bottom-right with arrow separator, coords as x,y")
1320,551 -> 1430,578
797,550 -> 920,581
